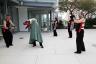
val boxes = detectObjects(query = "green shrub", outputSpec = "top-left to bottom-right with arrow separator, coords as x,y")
85,18 -> 96,28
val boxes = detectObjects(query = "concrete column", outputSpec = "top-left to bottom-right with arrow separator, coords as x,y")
18,7 -> 28,31
47,14 -> 50,31
4,0 -> 8,17
39,14 -> 42,29
50,10 -> 53,31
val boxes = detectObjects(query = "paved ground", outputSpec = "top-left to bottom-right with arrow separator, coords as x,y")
0,29 -> 96,64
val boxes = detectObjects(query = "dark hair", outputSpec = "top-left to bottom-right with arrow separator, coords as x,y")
55,17 -> 58,21
6,14 -> 10,17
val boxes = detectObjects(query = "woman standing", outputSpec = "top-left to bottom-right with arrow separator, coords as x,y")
29,18 -> 44,48
52,18 -> 58,36
2,15 -> 15,48
74,15 -> 86,54
68,14 -> 75,38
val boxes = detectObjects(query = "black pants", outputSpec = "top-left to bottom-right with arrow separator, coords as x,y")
68,28 -> 72,38
53,30 -> 57,36
76,29 -> 85,52
33,41 -> 43,46
2,29 -> 13,47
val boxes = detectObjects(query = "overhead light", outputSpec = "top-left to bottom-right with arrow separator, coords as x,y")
18,0 -> 23,5
20,1 -> 23,5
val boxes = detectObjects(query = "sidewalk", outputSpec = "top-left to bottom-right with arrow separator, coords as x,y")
0,29 -> 96,64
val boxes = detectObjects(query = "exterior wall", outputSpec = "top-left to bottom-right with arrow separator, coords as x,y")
18,7 -> 55,32
18,0 -> 58,32
0,0 -> 20,35
8,7 -> 19,32
22,0 -> 58,3
27,8 -> 51,32
18,7 -> 28,31
22,0 -> 58,8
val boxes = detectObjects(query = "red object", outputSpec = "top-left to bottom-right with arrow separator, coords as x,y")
2,20 -> 10,32
78,22 -> 84,32
2,26 -> 7,32
23,20 -> 30,29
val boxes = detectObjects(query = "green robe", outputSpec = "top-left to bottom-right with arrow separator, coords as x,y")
29,19 -> 43,44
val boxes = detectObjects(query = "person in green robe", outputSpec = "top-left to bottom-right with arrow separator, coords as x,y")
28,18 -> 44,48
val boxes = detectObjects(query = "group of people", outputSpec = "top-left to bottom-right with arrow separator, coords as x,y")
52,12 -> 86,54
2,15 -> 44,48
67,12 -> 86,54
2,13 -> 86,54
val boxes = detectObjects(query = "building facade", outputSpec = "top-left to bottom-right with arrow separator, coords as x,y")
0,0 -> 58,33
0,0 -> 19,36
18,0 -> 58,32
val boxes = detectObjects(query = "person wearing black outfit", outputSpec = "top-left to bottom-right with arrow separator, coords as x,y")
74,15 -> 86,54
68,14 -> 75,38
2,15 -> 15,48
52,18 -> 58,36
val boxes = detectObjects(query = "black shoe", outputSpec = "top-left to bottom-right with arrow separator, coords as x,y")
10,44 -> 13,46
54,35 -> 57,37
41,45 -> 44,48
68,37 -> 72,38
33,45 -> 36,47
39,43 -> 44,48
82,50 -> 86,52
6,46 -> 9,48
74,51 -> 81,54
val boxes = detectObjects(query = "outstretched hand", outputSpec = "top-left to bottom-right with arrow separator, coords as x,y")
11,26 -> 16,32
23,20 -> 30,29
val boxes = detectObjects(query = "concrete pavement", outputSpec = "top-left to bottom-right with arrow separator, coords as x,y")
0,29 -> 96,64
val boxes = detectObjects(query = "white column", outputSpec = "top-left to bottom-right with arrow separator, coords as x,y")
18,7 -> 28,31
